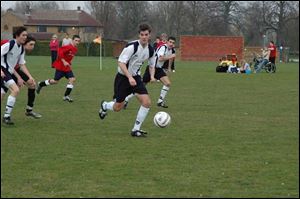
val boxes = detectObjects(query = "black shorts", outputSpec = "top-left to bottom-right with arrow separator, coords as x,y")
113,73 -> 148,103
54,70 -> 75,81
1,66 -> 17,93
142,65 -> 167,83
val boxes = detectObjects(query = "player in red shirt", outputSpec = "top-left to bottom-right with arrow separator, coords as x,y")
268,40 -> 276,64
36,35 -> 81,102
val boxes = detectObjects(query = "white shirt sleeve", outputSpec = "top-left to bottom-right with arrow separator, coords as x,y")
18,51 -> 26,65
1,42 -> 10,57
157,46 -> 167,58
118,45 -> 134,64
148,53 -> 156,68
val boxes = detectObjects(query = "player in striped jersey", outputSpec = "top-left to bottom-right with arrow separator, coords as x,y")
98,24 -> 156,137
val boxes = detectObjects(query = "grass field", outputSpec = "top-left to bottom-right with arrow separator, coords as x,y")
1,56 -> 299,197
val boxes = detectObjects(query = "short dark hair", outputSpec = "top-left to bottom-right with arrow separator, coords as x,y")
168,36 -> 176,41
138,24 -> 151,33
72,35 -> 80,40
13,26 -> 27,38
24,35 -> 36,44
270,40 -> 274,44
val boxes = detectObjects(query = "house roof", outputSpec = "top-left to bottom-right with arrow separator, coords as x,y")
11,9 -> 102,27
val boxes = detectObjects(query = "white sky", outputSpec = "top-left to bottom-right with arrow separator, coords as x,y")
1,1 -> 88,11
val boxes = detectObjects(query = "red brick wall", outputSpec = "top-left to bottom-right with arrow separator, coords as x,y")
180,35 -> 244,61
112,41 -> 127,58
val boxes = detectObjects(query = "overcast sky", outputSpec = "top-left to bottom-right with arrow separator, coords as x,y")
1,1 -> 88,11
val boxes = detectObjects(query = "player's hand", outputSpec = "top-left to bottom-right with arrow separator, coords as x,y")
1,70 -> 5,78
27,78 -> 35,85
128,76 -> 137,86
62,60 -> 70,67
17,78 -> 25,87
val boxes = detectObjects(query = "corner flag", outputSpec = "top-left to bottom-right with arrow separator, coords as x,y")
93,36 -> 102,70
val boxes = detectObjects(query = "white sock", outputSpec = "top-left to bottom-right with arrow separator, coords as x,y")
125,93 -> 135,102
45,79 -> 50,86
132,105 -> 150,131
4,95 -> 16,118
103,101 -> 115,111
157,85 -> 170,103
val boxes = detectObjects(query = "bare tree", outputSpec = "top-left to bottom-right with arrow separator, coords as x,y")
58,2 -> 71,10
85,1 -> 118,39
115,1 -> 150,39
262,1 -> 299,45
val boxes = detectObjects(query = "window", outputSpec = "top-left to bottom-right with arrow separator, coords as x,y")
58,26 -> 67,33
85,26 -> 97,33
37,26 -> 47,32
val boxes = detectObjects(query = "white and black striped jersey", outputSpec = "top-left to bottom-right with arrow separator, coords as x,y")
118,40 -> 155,76
154,44 -> 174,68
1,40 -> 25,74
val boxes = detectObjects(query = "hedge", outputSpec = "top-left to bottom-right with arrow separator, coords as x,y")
28,40 -> 113,56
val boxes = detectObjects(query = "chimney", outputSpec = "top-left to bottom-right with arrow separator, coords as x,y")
77,6 -> 81,12
25,5 -> 31,16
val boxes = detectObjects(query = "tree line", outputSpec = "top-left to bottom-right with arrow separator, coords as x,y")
6,1 -> 300,51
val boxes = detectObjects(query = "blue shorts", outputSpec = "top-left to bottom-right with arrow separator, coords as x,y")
54,70 -> 75,81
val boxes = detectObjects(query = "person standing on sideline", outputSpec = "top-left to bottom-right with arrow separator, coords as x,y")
98,24 -> 155,137
1,36 -> 42,119
268,41 -> 276,64
49,34 -> 59,66
1,27 -> 28,125
36,35 -> 81,102
62,33 -> 72,46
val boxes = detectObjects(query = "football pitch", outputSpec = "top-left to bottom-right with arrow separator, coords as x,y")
1,56 -> 299,197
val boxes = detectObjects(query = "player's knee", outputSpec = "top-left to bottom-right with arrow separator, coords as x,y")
11,86 -> 20,96
27,80 -> 36,89
69,78 -> 76,84
113,103 -> 123,112
142,98 -> 151,108
165,82 -> 171,87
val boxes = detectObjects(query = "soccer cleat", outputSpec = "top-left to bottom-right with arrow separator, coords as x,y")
99,100 -> 107,120
157,101 -> 168,108
131,129 -> 148,137
63,96 -> 73,103
123,100 -> 129,109
36,83 -> 42,94
25,111 -> 42,119
2,117 -> 14,125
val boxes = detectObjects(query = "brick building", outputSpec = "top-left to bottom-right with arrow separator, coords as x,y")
1,6 -> 103,42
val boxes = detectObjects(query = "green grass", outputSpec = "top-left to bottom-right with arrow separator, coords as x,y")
1,56 -> 299,197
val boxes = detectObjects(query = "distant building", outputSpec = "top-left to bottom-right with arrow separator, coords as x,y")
1,6 -> 103,42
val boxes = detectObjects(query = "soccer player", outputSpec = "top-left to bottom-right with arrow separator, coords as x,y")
157,33 -> 176,73
1,35 -> 42,119
1,26 -> 29,125
125,36 -> 176,109
36,35 -> 81,102
98,24 -> 155,137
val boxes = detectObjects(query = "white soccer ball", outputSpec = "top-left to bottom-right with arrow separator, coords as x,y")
153,111 -> 171,128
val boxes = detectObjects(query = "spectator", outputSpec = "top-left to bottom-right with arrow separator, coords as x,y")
254,47 -> 270,73
49,34 -> 59,66
268,41 -> 276,64
62,33 -> 72,46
